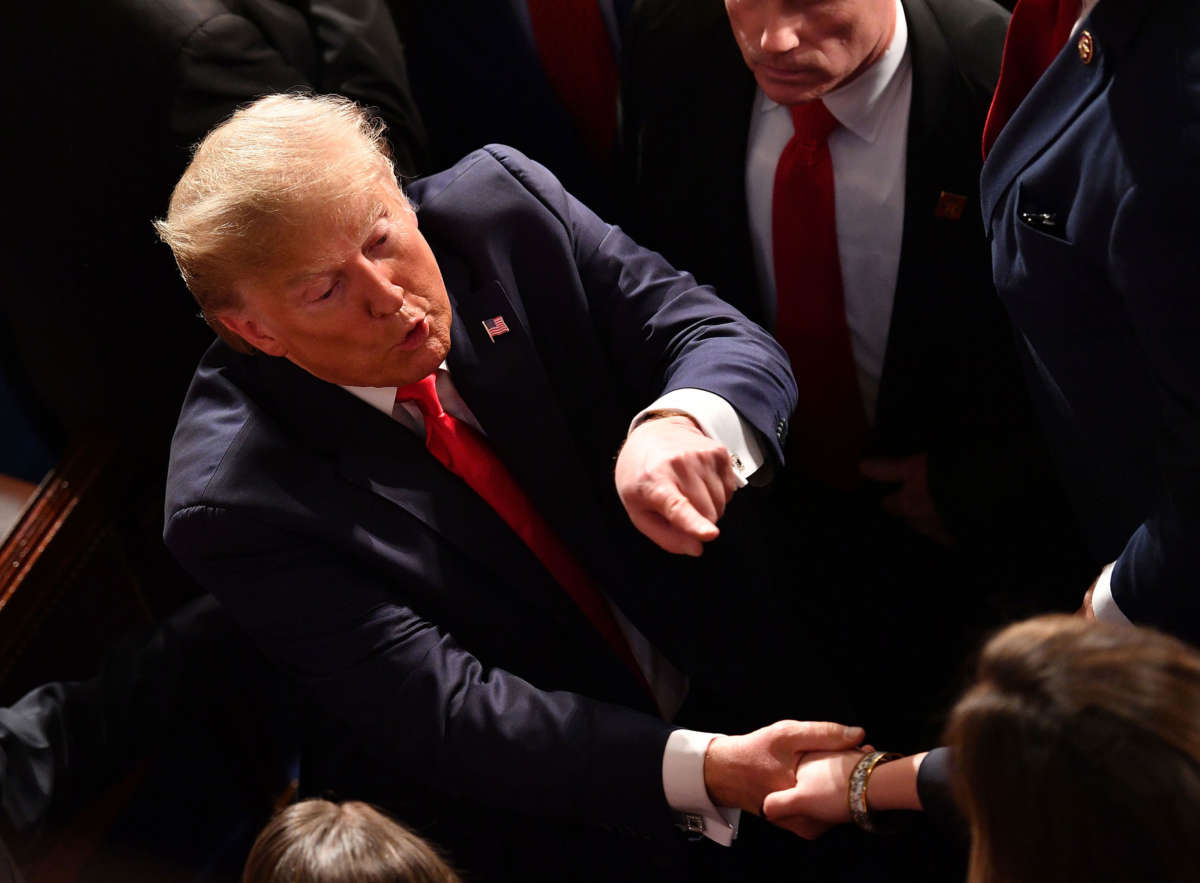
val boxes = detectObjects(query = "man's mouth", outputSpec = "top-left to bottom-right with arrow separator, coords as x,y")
394,315 -> 430,351
754,62 -> 822,83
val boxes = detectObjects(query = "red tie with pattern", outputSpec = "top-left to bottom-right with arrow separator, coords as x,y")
526,0 -> 619,161
982,0 -> 1079,157
772,100 -> 867,490
395,374 -> 652,697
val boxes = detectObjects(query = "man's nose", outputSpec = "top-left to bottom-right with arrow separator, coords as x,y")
759,6 -> 802,53
356,256 -> 404,317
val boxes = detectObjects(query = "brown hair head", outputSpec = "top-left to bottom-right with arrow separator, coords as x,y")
242,799 -> 461,883
946,615 -> 1200,883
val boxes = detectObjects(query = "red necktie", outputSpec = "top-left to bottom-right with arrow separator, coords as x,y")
772,101 -> 867,490
526,0 -> 619,161
395,374 -> 652,697
982,0 -> 1079,157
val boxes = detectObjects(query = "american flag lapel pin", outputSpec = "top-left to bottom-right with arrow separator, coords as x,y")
482,315 -> 510,342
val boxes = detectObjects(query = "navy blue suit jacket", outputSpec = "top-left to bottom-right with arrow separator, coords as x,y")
163,147 -> 796,833
981,0 -> 1200,644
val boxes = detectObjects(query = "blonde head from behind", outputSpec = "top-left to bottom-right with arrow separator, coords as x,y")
155,93 -> 403,351
243,799 -> 460,883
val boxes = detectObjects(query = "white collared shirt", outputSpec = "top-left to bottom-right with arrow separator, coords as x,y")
745,0 -> 912,423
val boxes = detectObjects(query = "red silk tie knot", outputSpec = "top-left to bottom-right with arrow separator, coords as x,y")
395,373 -> 441,419
787,100 -> 844,153
395,373 -> 460,474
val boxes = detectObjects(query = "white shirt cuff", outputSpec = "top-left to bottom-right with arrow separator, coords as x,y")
630,388 -> 766,486
1091,561 -> 1131,625
662,729 -> 741,846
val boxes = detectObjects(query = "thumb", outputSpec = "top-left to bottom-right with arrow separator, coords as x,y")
761,785 -> 803,821
660,489 -> 720,540
792,721 -> 865,750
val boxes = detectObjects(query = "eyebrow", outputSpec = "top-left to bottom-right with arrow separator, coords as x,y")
282,200 -> 391,287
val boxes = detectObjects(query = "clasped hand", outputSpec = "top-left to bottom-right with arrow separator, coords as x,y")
703,722 -> 865,834
615,415 -> 740,556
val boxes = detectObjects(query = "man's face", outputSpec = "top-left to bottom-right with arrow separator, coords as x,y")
725,0 -> 896,104
223,182 -> 453,388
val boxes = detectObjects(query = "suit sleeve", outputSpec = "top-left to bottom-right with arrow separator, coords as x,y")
482,147 -> 798,463
164,502 -> 675,831
915,746 -> 967,842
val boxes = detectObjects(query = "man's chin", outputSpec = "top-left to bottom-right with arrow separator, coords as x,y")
754,69 -> 835,105
383,330 -> 451,388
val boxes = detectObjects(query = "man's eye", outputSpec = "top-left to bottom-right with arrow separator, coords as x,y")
309,283 -> 336,303
373,233 -> 388,248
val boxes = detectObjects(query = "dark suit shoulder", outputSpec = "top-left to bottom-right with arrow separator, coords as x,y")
1107,0 -> 1200,202
908,0 -> 1009,92
165,343 -> 344,527
409,145 -> 580,245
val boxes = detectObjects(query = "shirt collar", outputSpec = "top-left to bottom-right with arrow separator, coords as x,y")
758,0 -> 909,145
341,361 -> 451,416
343,382 -> 397,415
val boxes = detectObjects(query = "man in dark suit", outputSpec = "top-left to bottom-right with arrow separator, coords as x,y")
156,94 -> 872,882
981,0 -> 1200,645
623,0 -> 1093,747
389,0 -> 631,217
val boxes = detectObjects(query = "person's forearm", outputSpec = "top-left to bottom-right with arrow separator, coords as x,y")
866,752 -> 926,812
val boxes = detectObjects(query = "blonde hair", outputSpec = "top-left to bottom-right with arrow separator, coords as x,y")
154,93 -> 402,350
946,615 -> 1200,883
243,800 -> 460,883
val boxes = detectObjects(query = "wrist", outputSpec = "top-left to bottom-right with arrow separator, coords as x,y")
865,752 -> 925,813
702,735 -> 747,811
633,409 -> 701,433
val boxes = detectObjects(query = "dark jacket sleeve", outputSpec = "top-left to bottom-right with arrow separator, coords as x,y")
478,145 -> 799,464
164,502 -> 675,832
916,746 -> 967,842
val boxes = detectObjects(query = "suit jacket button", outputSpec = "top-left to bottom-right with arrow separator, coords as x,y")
1077,30 -> 1095,64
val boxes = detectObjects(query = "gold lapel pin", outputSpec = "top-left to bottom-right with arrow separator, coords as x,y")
1078,30 -> 1095,64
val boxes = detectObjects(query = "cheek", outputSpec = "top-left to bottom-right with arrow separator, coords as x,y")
724,4 -> 756,49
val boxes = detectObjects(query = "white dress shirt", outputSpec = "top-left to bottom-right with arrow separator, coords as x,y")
745,0 -> 911,423
344,371 -> 761,845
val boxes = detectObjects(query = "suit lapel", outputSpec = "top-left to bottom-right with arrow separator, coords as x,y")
245,352 -> 563,613
873,0 -> 966,447
979,1 -> 1147,230
441,271 -> 618,585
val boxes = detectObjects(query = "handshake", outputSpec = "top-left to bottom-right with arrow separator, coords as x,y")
703,721 -> 923,838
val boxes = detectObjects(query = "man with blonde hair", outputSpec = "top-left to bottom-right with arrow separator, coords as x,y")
158,94 -> 861,881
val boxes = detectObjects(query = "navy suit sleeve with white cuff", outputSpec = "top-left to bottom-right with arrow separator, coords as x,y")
163,146 -> 795,854
981,0 -> 1200,644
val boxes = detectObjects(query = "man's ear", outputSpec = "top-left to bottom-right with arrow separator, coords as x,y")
217,312 -> 286,357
